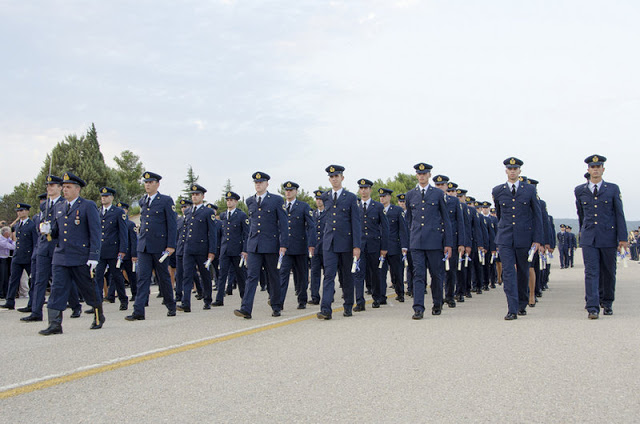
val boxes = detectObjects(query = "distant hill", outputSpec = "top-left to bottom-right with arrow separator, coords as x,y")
553,219 -> 639,233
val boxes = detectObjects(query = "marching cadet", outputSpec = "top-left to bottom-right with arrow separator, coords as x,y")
234,172 -> 288,319
397,192 -> 414,297
317,165 -> 361,320
38,172 -> 105,335
20,176 -> 65,321
354,178 -> 389,311
490,207 -> 503,285
378,188 -> 408,302
566,226 -> 577,267
557,224 -> 568,268
433,176 -> 467,308
575,155 -> 628,319
177,184 -> 217,312
481,202 -> 499,288
478,201 -> 496,291
92,187 -> 128,310
115,202 -> 138,302
213,191 -> 248,306
126,171 -> 177,321
174,199 -> 192,303
405,163 -> 453,320
454,188 -> 474,301
467,197 -> 488,295
206,203 -> 222,292
279,181 -> 315,310
543,213 -> 556,291
525,178 -> 551,300
308,190 -> 326,305
492,158 -> 544,320
0,203 -> 37,310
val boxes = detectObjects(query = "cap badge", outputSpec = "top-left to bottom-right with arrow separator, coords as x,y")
509,158 -> 516,165
419,164 -> 425,171
329,166 -> 335,172
144,173 -> 150,179
63,173 -> 70,180
256,173 -> 261,179
593,156 -> 599,163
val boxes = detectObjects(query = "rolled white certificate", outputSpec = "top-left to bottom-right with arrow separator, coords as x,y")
528,248 -> 536,263
351,257 -> 358,273
239,256 -> 245,268
465,254 -> 469,267
132,262 -> 136,273
457,259 -> 462,271
276,253 -> 284,270
159,251 -> 170,263
445,258 -> 450,271
116,257 -> 122,269
204,258 -> 212,269
378,256 -> 385,269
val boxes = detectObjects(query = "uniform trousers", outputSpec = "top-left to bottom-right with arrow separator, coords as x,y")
215,255 -> 245,303
280,254 -> 309,306
355,252 -> 385,305
382,254 -> 404,297
95,258 -> 127,304
498,245 -> 530,313
582,246 -> 616,312
4,261 -> 31,307
29,255 -> 53,318
109,258 -> 137,299
48,264 -> 100,311
444,250 -> 459,301
241,253 -> 281,314
133,251 -> 175,316
321,250 -> 354,316
182,253 -> 212,308
309,252 -> 323,303
411,249 -> 444,312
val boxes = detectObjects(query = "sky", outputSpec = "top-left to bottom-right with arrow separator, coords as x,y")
1,0 -> 639,219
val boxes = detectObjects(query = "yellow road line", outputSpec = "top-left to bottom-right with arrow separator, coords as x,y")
1,298 -> 381,400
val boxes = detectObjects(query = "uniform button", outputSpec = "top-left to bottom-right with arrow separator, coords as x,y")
64,223 -> 67,226
512,215 -> 515,218
64,238 -> 67,241
258,216 -> 261,218
512,199 -> 515,202
333,220 -> 336,223
257,230 -> 261,233
512,207 -> 515,209
258,208 -> 262,211
594,197 -> 598,200
146,229 -> 149,232
512,222 -> 515,225
333,213 -> 336,215
421,223 -> 424,226
594,222 -> 597,224
101,226 -> 105,229
365,232 -> 368,235
594,205 -> 598,208
594,214 -> 598,217
64,231 -> 67,234
101,238 -> 104,241
146,215 -> 149,217
258,223 -> 261,226
333,228 -> 336,231
226,238 -> 229,240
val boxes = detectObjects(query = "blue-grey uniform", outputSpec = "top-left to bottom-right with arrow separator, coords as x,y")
206,203 -> 222,292
567,228 -> 577,266
279,181 -> 315,309
309,190 -> 326,304
575,155 -> 627,317
178,184 -> 217,311
492,158 -> 543,319
127,171 -> 177,320
235,172 -> 289,319
108,202 -> 138,301
478,201 -> 496,291
1,203 -> 38,310
354,179 -> 389,309
20,178 -> 66,321
454,188 -> 473,301
378,188 -> 408,301
214,191 -> 248,305
405,163 -> 453,318
557,226 -> 568,268
39,172 -> 105,335
173,199 -> 191,301
431,177 -> 466,306
397,193 -> 414,296
542,214 -> 556,290
318,165 -> 362,320
94,187 -> 129,308
470,199 -> 489,293
526,178 -> 550,298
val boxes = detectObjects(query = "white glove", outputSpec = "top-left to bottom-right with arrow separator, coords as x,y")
39,222 -> 51,234
86,260 -> 98,273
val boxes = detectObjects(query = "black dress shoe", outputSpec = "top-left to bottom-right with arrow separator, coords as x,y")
365,290 -> 372,295
90,315 -> 106,329
203,304 -> 211,310
518,310 -> 527,316
176,304 -> 191,312
0,304 -> 15,310
272,310 -> 281,317
380,299 -> 387,305
412,311 -> 424,320
39,325 -> 63,335
406,291 -> 413,297
396,296 -> 405,303
457,295 -> 465,302
432,307 -> 442,316
504,313 -> 517,320
125,314 -> 145,321
372,301 -> 380,309
119,303 -> 128,311
353,304 -> 365,312
70,310 -> 82,318
130,296 -> 136,302
21,315 -> 43,322
297,303 -> 306,310
307,300 -> 320,305
475,289 -> 482,294
225,291 -> 233,296
212,301 -> 224,307
195,294 -> 203,300
167,310 -> 176,317
490,283 -> 496,289
603,307 -> 613,316
588,311 -> 599,320
84,308 -> 94,314
234,309 -> 252,319
17,306 -> 31,313
465,293 -> 472,298
156,293 -> 162,298
106,298 -> 116,303
343,310 -> 352,317
316,312 -> 331,320
482,285 -> 489,291
528,303 -> 536,307
447,301 -> 456,308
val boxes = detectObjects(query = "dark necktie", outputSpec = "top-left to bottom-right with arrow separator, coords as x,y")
146,196 -> 150,208
511,185 -> 516,197
228,211 -> 232,221
287,203 -> 291,214
333,192 -> 337,203
49,200 -> 53,210
18,221 -> 23,229
66,202 -> 71,214
421,189 -> 425,200
257,196 -> 262,208
363,202 -> 367,214
593,185 -> 598,197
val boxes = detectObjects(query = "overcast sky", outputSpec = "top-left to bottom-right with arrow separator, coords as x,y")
1,0 -> 639,219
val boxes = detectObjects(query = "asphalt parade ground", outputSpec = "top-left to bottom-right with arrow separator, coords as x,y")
1,253 -> 639,423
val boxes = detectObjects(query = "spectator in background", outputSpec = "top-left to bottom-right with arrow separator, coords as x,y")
0,226 -> 16,299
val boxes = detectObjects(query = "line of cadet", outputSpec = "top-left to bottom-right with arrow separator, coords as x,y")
0,154 -> 629,334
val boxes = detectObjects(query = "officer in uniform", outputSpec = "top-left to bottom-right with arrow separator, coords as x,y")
525,178 -> 551,299
405,163 -> 453,319
354,178 -> 389,310
567,226 -> 577,267
481,201 -> 499,288
469,198 -> 489,294
433,177 -> 467,308
492,158 -> 544,320
126,171 -> 177,321
397,193 -> 413,297
557,224 -> 567,268
478,200 -> 496,291
309,190 -> 326,305
93,187 -> 128,310
174,199 -> 192,302
575,155 -> 628,319
453,188 -> 473,301
378,188 -> 408,302
279,181 -> 315,310
177,184 -> 217,312
490,207 -> 503,285
206,203 -> 222,292
317,165 -> 361,320
0,203 -> 37,310
213,191 -> 248,306
20,176 -> 66,321
113,202 -> 138,302
38,172 -> 105,335
234,172 -> 288,319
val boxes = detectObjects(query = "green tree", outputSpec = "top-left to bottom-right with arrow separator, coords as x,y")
182,165 -> 199,197
0,182 -> 31,223
111,150 -> 145,204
